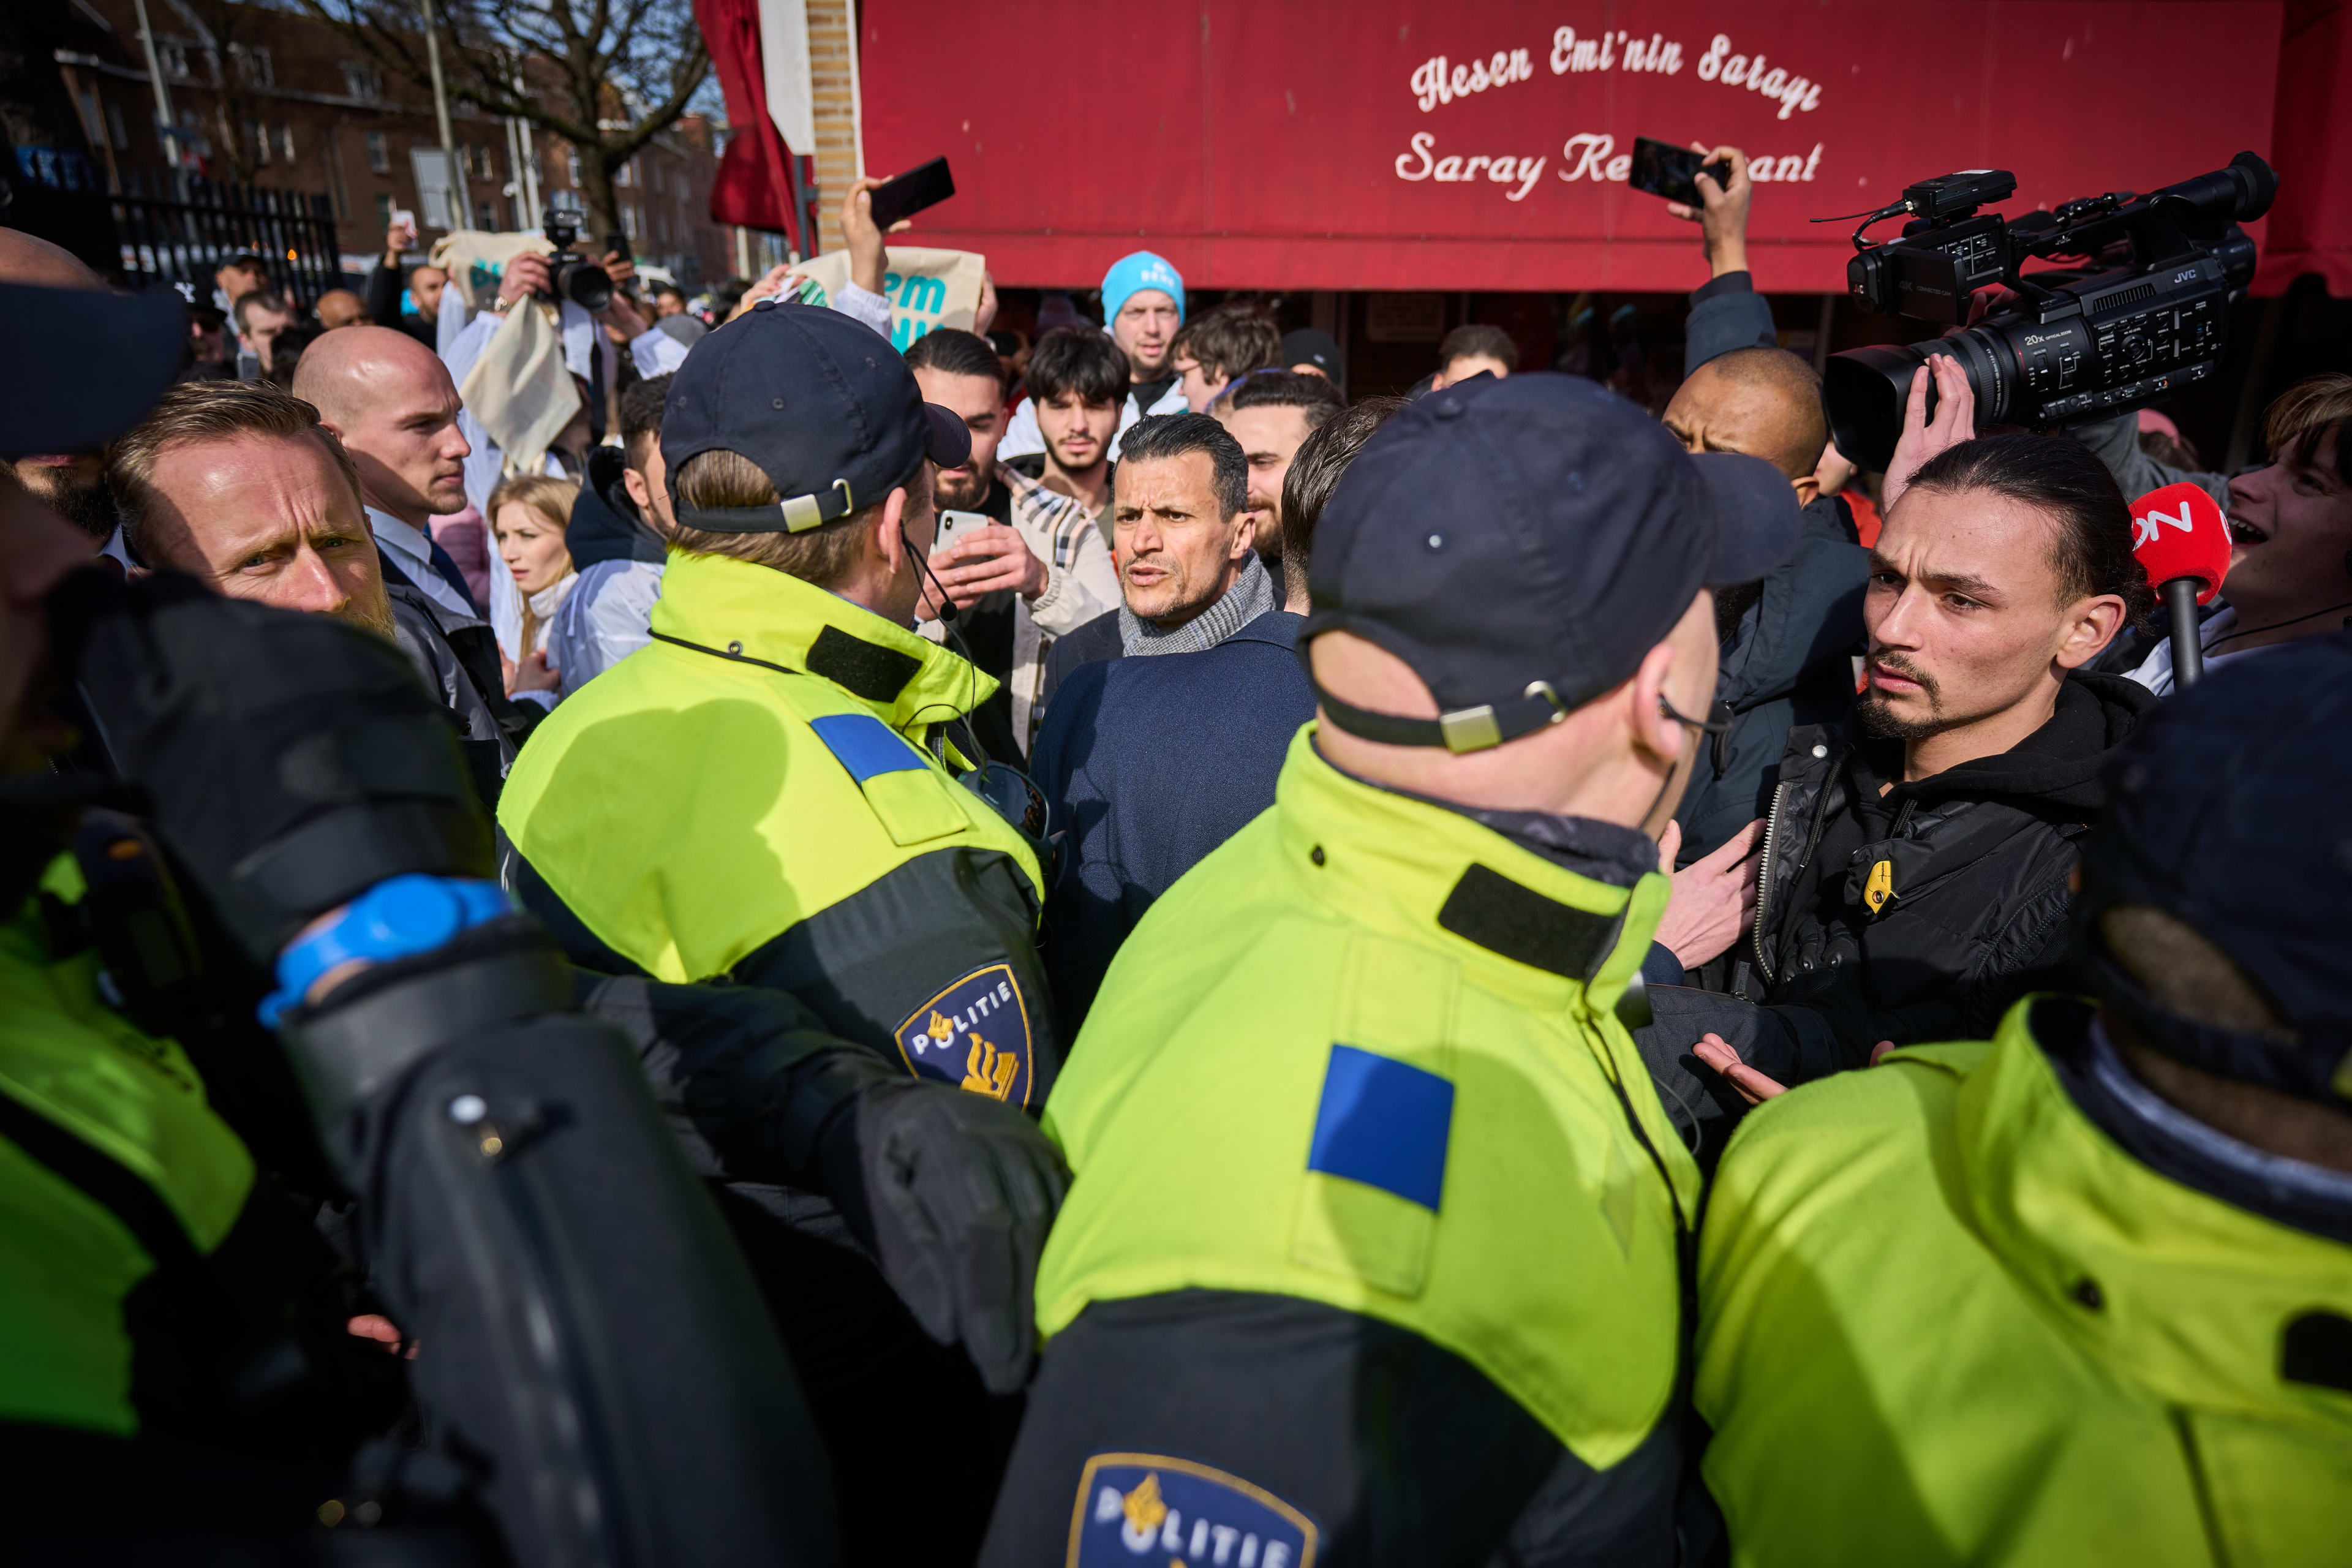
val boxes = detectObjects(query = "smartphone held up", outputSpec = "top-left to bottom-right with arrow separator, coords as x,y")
1628,137 -> 1733,206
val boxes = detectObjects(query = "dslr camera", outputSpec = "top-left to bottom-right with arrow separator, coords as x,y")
539,206 -> 613,312
1823,152 -> 2275,471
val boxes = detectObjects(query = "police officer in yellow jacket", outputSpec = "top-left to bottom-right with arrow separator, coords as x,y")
981,374 -> 1801,1566
1695,633 -> 2352,1567
497,300 -> 1067,1559
2,276 -> 841,1559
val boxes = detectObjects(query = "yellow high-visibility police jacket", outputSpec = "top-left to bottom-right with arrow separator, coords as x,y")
0,855 -> 254,1436
1036,728 -> 1700,1465
498,551 -> 1057,1105
1697,995 -> 2352,1567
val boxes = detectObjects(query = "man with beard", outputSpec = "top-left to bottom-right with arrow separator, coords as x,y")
999,251 -> 1189,461
1635,433 -> 2157,1144
1216,370 -> 1343,603
910,327 -> 1117,761
0,230 -> 126,548
108,380 -> 526,804
1007,324 -> 1128,519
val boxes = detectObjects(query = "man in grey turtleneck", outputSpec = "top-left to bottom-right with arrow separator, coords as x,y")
1037,412 -> 1274,703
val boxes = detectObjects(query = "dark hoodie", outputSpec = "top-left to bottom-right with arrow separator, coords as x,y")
1632,671 -> 2154,1163
567,445 -> 666,569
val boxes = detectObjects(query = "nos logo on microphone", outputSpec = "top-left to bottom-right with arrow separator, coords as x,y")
2133,500 -> 2197,550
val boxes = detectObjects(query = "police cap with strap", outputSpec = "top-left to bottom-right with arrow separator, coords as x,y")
2079,631 -> 2352,1105
1301,372 -> 1799,752
660,299 -> 971,534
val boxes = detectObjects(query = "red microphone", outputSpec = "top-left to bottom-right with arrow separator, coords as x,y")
2129,482 -> 2232,688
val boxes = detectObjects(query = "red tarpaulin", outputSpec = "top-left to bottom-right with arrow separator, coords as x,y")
2256,0 -> 2352,293
697,0 -> 807,252
858,0 -> 2312,293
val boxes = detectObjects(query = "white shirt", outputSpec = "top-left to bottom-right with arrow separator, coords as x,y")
368,505 -> 477,624
2125,605 -> 2269,696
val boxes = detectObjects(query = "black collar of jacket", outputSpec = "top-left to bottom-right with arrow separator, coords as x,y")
1792,669 -> 2155,818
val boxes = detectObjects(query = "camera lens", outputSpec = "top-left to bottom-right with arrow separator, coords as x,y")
559,259 -> 612,312
1825,334 -> 2013,473
1823,347 -> 1923,473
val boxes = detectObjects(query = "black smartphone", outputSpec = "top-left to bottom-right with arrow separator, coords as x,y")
1629,137 -> 1733,206
868,156 -> 956,229
604,230 -> 631,263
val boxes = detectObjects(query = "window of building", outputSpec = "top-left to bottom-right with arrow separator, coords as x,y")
246,119 -> 270,165
229,43 -> 273,88
565,145 -> 581,187
622,203 -> 640,239
342,62 -> 383,102
279,124 -> 296,163
477,199 -> 499,229
159,41 -> 197,80
365,129 -> 388,173
108,100 -> 129,151
616,159 -> 631,188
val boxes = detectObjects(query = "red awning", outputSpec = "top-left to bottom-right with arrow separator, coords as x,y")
857,0 -> 2323,294
697,0 -> 809,253
2256,0 -> 2352,293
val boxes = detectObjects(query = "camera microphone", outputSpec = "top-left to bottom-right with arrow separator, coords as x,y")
2129,482 -> 2231,689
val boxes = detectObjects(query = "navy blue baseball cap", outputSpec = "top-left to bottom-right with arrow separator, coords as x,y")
660,299 -> 970,533
0,281 -> 187,459
1302,372 -> 1800,752
2080,632 -> 2352,1105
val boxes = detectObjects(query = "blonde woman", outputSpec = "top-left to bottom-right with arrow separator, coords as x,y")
488,473 -> 580,696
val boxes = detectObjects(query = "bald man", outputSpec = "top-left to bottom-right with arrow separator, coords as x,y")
1658,343 -> 1869,899
314,287 -> 371,329
0,229 -> 121,545
293,323 -> 481,622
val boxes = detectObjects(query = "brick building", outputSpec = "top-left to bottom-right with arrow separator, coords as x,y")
47,0 -> 735,289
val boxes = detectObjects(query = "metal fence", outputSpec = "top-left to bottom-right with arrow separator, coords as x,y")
104,172 -> 344,307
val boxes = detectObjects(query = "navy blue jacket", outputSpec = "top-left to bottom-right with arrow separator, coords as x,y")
1030,610 -> 1314,1031
1673,271 -> 1869,867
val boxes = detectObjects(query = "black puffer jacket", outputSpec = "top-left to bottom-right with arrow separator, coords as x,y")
1635,672 -> 2154,1156
1673,492 -> 1869,865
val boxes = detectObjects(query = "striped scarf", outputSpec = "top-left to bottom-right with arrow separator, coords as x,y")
1118,551 -> 1276,657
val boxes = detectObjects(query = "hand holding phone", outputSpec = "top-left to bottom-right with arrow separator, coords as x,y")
869,157 -> 956,230
1643,141 -> 1752,277
929,517 -> 1049,606
1629,137 -> 1735,207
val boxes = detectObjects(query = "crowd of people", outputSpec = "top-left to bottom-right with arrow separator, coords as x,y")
2,137 -> 2349,1566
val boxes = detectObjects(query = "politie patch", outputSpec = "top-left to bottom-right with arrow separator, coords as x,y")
895,963 -> 1033,1108
1067,1453 -> 1318,1567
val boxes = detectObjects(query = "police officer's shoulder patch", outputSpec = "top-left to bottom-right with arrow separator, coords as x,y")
894,963 -> 1034,1109
1067,1453 -> 1319,1568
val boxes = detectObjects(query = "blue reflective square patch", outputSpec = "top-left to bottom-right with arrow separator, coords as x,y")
808,711 -> 928,785
1068,1453 -> 1319,1567
1306,1046 -> 1452,1212
894,963 -> 1034,1109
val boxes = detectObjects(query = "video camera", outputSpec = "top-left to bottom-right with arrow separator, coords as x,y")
540,206 -> 613,312
1823,152 -> 2275,472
